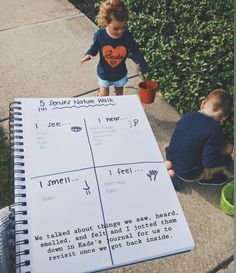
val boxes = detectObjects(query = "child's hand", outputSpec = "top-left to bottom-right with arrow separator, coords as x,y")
80,55 -> 93,64
221,143 -> 234,155
143,73 -> 149,79
230,147 -> 234,160
165,160 -> 175,177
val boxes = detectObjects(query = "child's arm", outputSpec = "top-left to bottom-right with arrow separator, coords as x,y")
202,129 -> 233,168
128,32 -> 149,78
80,55 -> 93,64
221,143 -> 233,155
80,32 -> 100,64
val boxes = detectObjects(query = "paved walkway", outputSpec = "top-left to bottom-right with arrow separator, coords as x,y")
0,0 -> 234,272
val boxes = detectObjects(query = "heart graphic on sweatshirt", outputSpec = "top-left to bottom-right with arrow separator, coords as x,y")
102,46 -> 127,68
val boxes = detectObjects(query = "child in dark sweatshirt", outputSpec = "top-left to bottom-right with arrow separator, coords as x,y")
80,0 -> 148,96
166,89 -> 233,190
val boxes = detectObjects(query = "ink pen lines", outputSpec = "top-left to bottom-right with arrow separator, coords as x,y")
30,161 -> 164,180
83,118 -> 114,266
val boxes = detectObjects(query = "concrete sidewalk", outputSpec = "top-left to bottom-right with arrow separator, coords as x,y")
0,0 -> 234,272
0,0 -> 137,121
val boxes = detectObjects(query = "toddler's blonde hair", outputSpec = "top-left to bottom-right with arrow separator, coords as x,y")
97,0 -> 129,27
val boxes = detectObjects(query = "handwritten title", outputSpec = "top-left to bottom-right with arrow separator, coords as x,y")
38,98 -> 116,112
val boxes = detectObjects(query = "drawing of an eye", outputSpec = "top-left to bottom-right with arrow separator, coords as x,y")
71,126 -> 82,132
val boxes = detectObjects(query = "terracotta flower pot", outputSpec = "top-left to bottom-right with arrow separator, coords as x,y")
138,80 -> 158,104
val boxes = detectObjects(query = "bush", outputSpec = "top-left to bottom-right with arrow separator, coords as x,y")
0,126 -> 11,208
125,0 -> 234,142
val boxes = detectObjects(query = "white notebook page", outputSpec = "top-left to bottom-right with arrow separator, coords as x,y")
18,95 -> 194,273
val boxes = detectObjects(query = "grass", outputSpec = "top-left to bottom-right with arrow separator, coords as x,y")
0,126 -> 11,209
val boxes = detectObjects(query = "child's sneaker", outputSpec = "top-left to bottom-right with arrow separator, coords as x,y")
197,173 -> 229,186
171,176 -> 182,191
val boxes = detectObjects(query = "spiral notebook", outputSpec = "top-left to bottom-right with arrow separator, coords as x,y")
10,95 -> 194,273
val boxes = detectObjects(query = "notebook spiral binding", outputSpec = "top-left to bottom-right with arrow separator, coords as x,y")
9,101 -> 31,273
